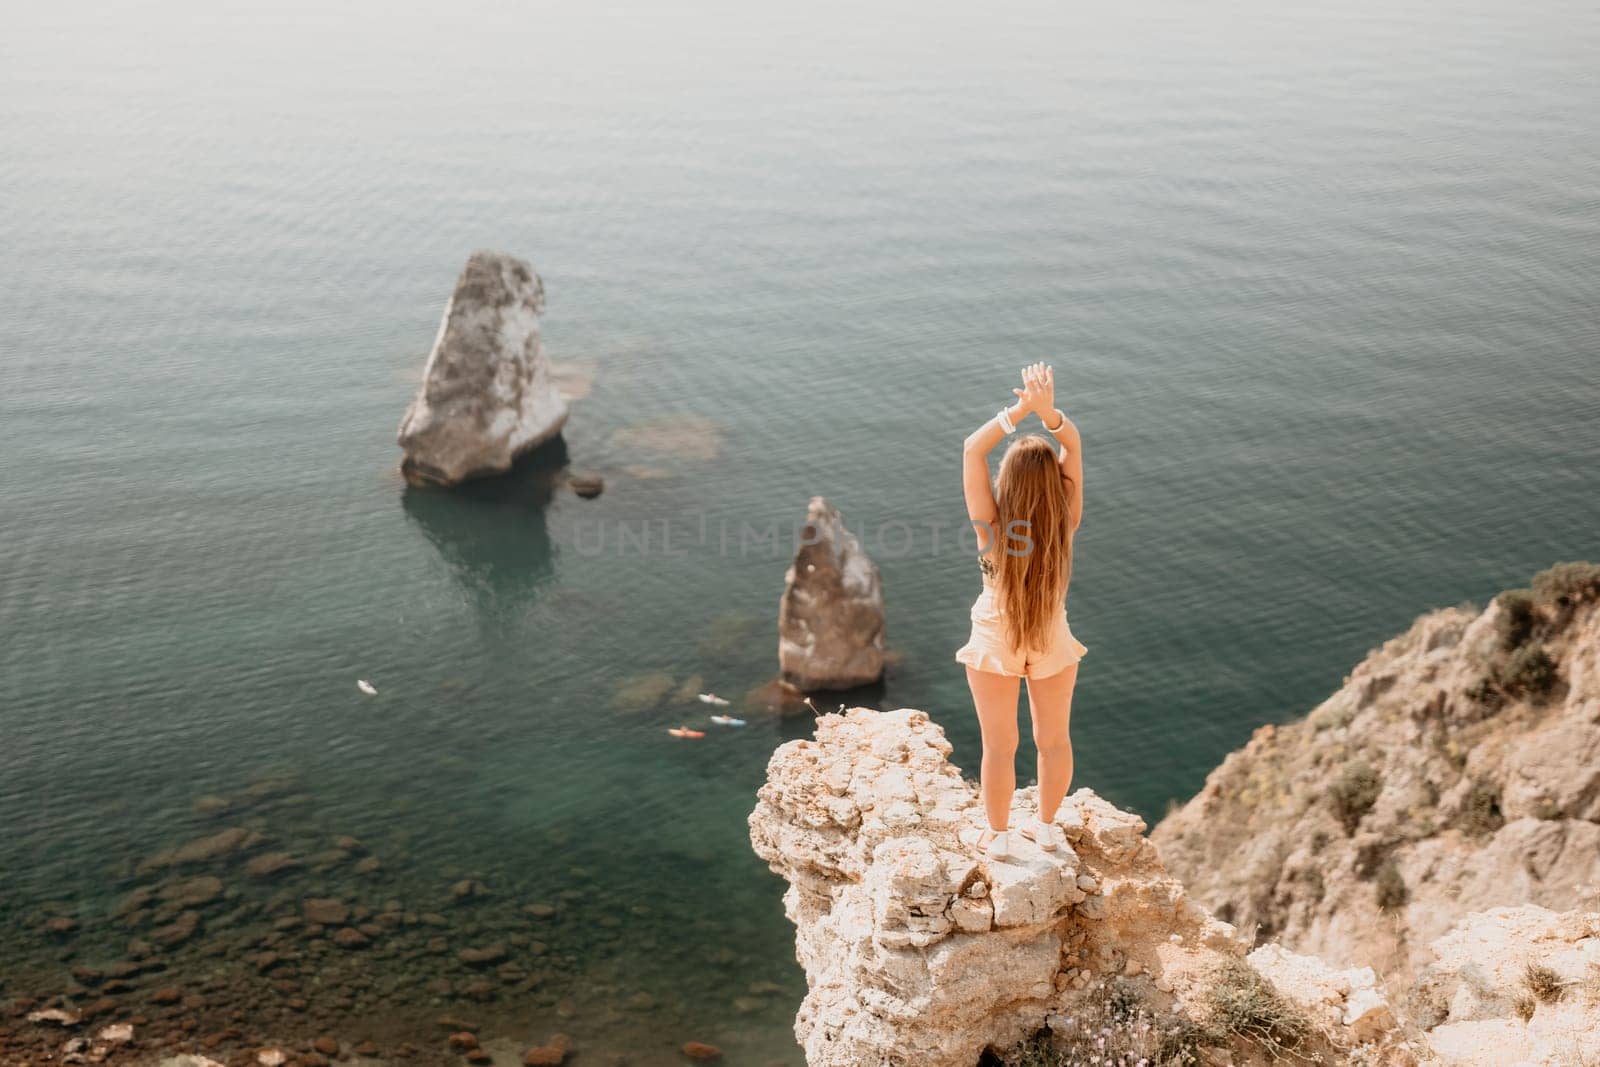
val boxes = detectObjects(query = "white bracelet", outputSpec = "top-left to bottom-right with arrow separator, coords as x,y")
1043,409 -> 1067,433
996,408 -> 1016,434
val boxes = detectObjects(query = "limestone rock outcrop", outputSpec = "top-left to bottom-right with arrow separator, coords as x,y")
1414,905 -> 1600,1065
1152,562 -> 1600,979
778,497 -> 886,690
749,707 -> 1396,1066
398,250 -> 570,487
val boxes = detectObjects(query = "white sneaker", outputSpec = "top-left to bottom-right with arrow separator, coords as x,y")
960,825 -> 1013,860
1029,816 -> 1064,852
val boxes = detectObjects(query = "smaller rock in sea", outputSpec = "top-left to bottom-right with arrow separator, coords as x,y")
567,473 -> 604,498
777,496 -> 887,690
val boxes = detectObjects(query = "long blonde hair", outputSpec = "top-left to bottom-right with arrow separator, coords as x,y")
991,435 -> 1076,651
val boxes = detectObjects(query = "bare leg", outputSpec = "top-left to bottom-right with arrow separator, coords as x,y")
965,666 -> 1021,833
1025,663 -> 1078,822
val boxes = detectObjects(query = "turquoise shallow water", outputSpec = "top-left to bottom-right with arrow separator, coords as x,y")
2,0 -> 1599,1059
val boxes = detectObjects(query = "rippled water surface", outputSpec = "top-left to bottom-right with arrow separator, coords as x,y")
2,0 -> 1598,1060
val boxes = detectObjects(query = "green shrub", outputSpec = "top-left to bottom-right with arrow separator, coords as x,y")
1502,645 -> 1558,699
1353,839 -> 1390,879
1154,1018 -> 1208,1067
1106,978 -> 1142,1022
1375,859 -> 1408,911
1531,561 -> 1600,606
1330,762 -> 1382,834
1496,589 -> 1537,649
1205,959 -> 1312,1061
1464,676 -> 1505,713
1459,781 -> 1504,837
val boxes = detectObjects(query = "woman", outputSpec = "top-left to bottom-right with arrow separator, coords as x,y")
956,363 -> 1086,860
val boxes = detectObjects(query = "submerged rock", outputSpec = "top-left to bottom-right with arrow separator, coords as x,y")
746,677 -> 810,716
749,707 -> 1396,1067
150,910 -> 201,947
139,827 -> 265,873
243,852 -> 300,880
458,944 -> 508,967
777,497 -> 886,690
159,876 -> 224,910
302,898 -> 349,926
398,250 -> 570,487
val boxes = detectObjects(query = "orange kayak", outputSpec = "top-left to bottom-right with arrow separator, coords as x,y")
667,727 -> 706,739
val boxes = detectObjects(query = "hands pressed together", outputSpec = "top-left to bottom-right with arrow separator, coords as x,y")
1012,362 -> 1060,424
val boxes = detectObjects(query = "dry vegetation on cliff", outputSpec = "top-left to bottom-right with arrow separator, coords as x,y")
1150,562 -> 1600,1064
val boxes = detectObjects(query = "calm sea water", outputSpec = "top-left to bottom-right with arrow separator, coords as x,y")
3,0 -> 1598,1060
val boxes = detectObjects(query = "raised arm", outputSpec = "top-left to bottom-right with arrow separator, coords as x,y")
963,363 -> 1054,551
1033,365 -> 1083,533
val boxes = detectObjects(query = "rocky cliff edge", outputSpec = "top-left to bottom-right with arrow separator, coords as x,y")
748,708 -> 1402,1067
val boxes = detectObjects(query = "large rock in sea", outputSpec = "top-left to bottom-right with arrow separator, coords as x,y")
778,497 -> 886,690
748,708 -> 1398,1066
397,250 -> 570,487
